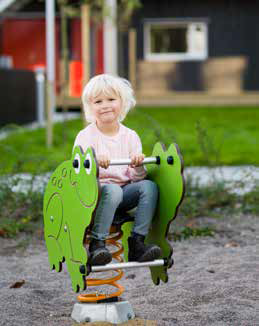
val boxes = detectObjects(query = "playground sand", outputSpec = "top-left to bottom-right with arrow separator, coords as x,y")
0,213 -> 258,326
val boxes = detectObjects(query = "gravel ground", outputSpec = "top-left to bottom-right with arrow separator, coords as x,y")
0,213 -> 258,326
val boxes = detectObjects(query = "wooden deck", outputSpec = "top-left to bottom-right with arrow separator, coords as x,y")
57,92 -> 259,108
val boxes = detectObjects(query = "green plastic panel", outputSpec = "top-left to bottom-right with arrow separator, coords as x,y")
44,142 -> 184,292
121,142 -> 184,285
145,142 -> 184,285
43,146 -> 99,292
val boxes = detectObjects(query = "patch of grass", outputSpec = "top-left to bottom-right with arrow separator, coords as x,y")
125,106 -> 258,166
0,180 -> 43,237
179,176 -> 259,219
241,183 -> 259,215
0,174 -> 258,239
179,177 -> 238,218
169,226 -> 215,242
166,179 -> 259,241
0,106 -> 258,174
0,119 -> 83,175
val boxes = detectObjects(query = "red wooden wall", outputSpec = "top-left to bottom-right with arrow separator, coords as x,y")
1,18 -> 104,97
2,19 -> 59,74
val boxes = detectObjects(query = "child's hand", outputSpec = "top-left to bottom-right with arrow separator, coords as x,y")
130,153 -> 145,167
98,155 -> 110,169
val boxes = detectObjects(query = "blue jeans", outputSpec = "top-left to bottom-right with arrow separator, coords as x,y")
91,180 -> 158,240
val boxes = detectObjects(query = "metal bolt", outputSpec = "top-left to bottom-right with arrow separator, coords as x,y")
64,225 -> 67,232
73,159 -> 79,168
50,216 -> 54,222
127,313 -> 132,320
79,265 -> 86,274
84,159 -> 90,169
167,156 -> 174,165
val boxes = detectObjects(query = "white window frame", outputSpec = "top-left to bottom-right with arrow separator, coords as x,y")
144,19 -> 208,62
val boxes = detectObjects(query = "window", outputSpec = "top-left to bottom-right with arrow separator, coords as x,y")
144,19 -> 208,61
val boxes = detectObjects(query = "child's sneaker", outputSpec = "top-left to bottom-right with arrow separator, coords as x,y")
88,239 -> 112,265
128,233 -> 162,262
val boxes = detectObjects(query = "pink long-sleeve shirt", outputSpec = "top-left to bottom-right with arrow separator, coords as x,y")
73,123 -> 147,186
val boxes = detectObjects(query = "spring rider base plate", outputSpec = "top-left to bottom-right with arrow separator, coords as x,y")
71,300 -> 135,324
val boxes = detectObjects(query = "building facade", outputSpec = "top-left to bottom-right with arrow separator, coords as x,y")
128,0 -> 258,96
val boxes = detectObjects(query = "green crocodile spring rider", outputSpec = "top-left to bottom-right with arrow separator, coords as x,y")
43,142 -> 185,323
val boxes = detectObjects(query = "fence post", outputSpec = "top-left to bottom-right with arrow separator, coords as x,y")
45,0 -> 56,147
129,28 -> 137,90
81,3 -> 90,125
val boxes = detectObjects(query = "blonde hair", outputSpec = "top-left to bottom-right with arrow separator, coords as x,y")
82,74 -> 136,123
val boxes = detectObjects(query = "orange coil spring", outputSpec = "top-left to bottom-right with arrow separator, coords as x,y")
77,229 -> 125,303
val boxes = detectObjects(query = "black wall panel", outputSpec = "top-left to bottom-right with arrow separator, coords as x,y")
0,69 -> 36,127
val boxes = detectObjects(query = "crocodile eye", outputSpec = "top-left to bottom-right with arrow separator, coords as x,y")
73,153 -> 80,174
84,153 -> 92,175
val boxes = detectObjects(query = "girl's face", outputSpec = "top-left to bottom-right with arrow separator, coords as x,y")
90,90 -> 122,125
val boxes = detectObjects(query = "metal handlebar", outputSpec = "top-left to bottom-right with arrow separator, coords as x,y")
109,156 -> 160,166
87,259 -> 166,273
73,155 -> 175,169
109,155 -> 174,166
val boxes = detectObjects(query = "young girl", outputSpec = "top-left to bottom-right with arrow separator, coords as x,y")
74,74 -> 161,265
